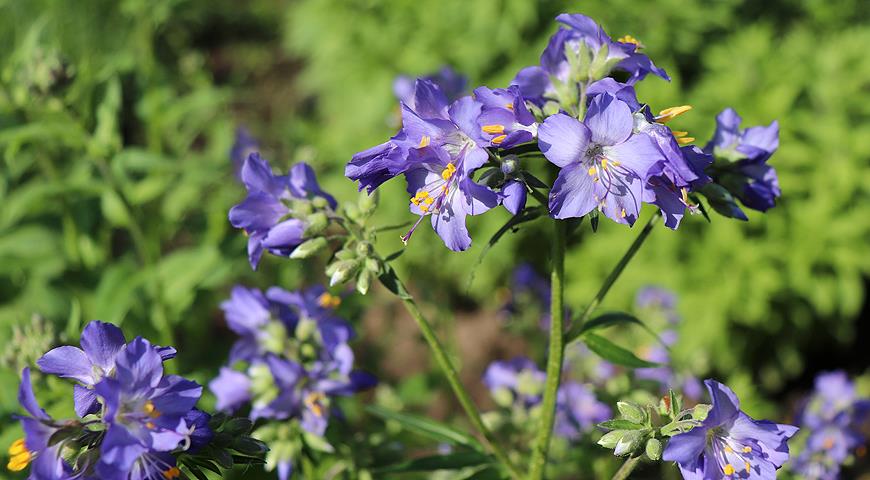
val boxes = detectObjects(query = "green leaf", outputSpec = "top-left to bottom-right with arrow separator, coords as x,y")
374,452 -> 493,475
567,312 -> 665,346
597,419 -> 645,431
366,405 -> 482,450
582,333 -> 659,368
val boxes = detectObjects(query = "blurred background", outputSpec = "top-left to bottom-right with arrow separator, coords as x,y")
0,0 -> 868,478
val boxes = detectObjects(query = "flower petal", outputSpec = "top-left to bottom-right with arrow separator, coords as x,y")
548,163 -> 598,219
36,346 -> 94,384
80,320 -> 126,370
538,114 -> 591,167
585,94 -> 633,146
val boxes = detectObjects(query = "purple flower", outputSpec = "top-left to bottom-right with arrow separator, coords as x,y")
554,381 -> 611,441
538,93 -> 664,224
703,108 -> 780,212
483,357 -> 546,409
10,368 -> 72,479
230,127 -> 259,180
394,66 -> 467,107
229,154 -> 336,269
36,320 -> 175,417
663,379 -> 797,479
513,14 -> 668,105
94,338 -> 203,480
473,86 -> 538,149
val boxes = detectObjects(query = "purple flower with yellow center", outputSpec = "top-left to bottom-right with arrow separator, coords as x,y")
663,379 -> 797,479
94,338 -> 203,480
554,381 -> 611,441
704,108 -> 780,212
36,320 -> 176,418
229,154 -> 336,269
230,127 -> 259,180
537,93 -> 664,224
473,86 -> 538,149
9,368 -> 72,479
513,13 -> 668,105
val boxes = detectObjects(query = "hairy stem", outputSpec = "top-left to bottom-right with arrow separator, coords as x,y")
528,220 -> 567,480
381,265 -> 522,480
567,212 -> 659,344
611,456 -> 642,480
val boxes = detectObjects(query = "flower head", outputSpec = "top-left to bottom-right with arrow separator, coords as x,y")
554,381 -> 611,441
483,357 -> 546,409
538,93 -> 664,224
229,154 -> 336,269
10,368 -> 71,479
663,379 -> 798,479
394,66 -> 467,107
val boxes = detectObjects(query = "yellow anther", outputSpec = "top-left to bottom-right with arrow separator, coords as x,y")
745,461 -> 752,473
620,208 -> 627,219
144,401 -> 160,418
419,205 -> 429,213
505,103 -> 514,111
618,35 -> 642,47
163,467 -> 182,479
724,445 -> 733,453
671,130 -> 689,137
491,134 -> 507,145
7,451 -> 31,472
743,446 -> 752,453
441,163 -> 457,181
823,437 -> 835,450
146,421 -> 156,429
723,464 -> 735,475
481,124 -> 505,135
676,136 -> 695,145
317,292 -> 341,309
587,165 -> 597,176
681,187 -> 689,204
418,135 -> 431,148
305,392 -> 326,417
657,105 -> 692,123
601,158 -> 610,170
423,197 -> 434,205
8,439 -> 26,456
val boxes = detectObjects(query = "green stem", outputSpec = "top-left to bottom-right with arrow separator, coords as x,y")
382,265 -> 522,480
566,212 -> 659,344
611,456 -> 642,480
528,220 -> 567,480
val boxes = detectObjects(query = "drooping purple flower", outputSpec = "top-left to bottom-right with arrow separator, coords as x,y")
512,14 -> 668,105
483,357 -> 546,409
554,381 -> 611,441
230,127 -> 260,180
229,154 -> 337,269
394,66 -> 467,107
538,93 -> 664,224
94,338 -> 203,480
703,108 -> 780,212
36,320 -> 176,417
663,379 -> 798,479
10,368 -> 72,479
473,86 -> 538,149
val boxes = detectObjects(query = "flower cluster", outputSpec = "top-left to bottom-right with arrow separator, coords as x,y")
483,357 -> 610,442
209,284 -> 376,479
662,380 -> 798,479
790,371 -> 870,479
229,153 -> 337,269
9,321 -> 218,480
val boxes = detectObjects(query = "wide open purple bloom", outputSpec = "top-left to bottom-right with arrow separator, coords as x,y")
11,368 -> 73,479
663,379 -> 797,479
554,381 -> 611,441
538,93 -> 663,225
37,320 -> 175,417
704,108 -> 780,212
229,154 -> 337,269
95,338 -> 202,480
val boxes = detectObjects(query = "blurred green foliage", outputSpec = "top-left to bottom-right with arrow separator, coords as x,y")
0,0 -> 868,477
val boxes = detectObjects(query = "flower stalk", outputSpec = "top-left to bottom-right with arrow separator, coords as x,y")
528,219 -> 567,480
611,456 -> 642,480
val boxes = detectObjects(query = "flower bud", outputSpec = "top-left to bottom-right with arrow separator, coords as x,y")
692,403 -> 712,421
614,430 -> 644,457
492,387 -> 514,408
500,155 -> 519,175
356,269 -> 372,295
358,190 -> 378,215
355,241 -> 373,258
364,258 -> 380,274
290,237 -> 328,259
329,260 -> 359,286
311,196 -> 329,209
617,401 -> 647,425
295,318 -> 317,341
598,430 -> 626,449
645,438 -> 663,461
303,212 -> 329,237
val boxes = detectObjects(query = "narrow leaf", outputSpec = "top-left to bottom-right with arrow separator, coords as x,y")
568,312 -> 666,347
374,452 -> 493,474
582,333 -> 659,368
597,419 -> 645,430
465,207 -> 545,292
366,405 -> 482,450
